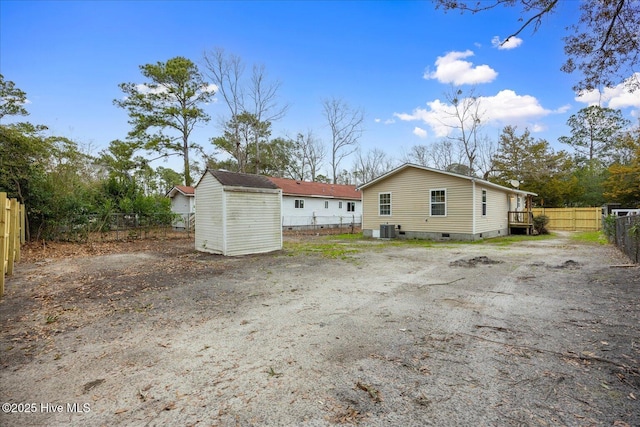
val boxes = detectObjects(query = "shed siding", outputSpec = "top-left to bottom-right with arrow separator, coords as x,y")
362,167 -> 473,234
195,173 -> 225,254
225,190 -> 282,256
170,193 -> 191,214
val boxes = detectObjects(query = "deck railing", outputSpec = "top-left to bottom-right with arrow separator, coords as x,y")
508,211 -> 533,226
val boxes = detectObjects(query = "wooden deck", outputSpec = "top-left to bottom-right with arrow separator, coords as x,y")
508,211 -> 534,235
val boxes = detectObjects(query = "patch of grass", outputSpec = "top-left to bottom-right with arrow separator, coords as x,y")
479,233 -> 556,246
327,232 -> 363,240
570,231 -> 609,245
285,241 -> 360,259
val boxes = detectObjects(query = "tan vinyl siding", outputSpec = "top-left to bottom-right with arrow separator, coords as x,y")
474,185 -> 509,234
362,167 -> 473,234
195,173 -> 224,253
225,189 -> 282,256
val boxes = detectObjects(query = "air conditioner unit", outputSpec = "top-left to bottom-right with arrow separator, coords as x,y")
380,224 -> 396,239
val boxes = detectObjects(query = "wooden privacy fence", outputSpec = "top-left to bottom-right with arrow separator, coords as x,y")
1,192 -> 25,297
531,207 -> 602,231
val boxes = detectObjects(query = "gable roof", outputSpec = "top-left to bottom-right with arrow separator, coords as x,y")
358,163 -> 537,196
166,185 -> 194,198
200,169 -> 279,190
266,176 -> 360,200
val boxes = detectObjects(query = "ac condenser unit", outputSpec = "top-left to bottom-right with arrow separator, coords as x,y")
380,224 -> 395,239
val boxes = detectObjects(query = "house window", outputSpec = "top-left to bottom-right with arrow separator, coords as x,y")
324,201 -> 329,209
295,199 -> 304,209
339,201 -> 343,209
379,193 -> 391,216
482,190 -> 487,216
430,189 -> 446,216
347,202 -> 355,212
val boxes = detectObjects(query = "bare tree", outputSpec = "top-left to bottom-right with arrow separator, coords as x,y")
430,139 -> 463,171
434,0 -> 640,93
248,64 -> 289,173
286,130 -> 326,181
401,144 -> 432,167
441,87 -> 485,175
202,48 -> 288,173
322,97 -> 365,183
352,148 -> 396,185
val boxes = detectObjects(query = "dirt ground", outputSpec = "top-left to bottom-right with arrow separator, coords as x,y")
0,232 -> 638,427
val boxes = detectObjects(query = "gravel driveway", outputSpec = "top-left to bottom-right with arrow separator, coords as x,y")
1,232 -> 638,426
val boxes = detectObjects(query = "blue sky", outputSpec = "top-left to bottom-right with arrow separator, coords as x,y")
2,0 -> 639,178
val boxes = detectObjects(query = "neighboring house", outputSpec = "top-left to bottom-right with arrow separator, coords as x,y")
358,163 -> 537,241
166,185 -> 195,229
266,176 -> 362,229
195,169 -> 282,256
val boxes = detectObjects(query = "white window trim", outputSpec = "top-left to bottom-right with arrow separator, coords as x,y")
379,192 -> 392,216
295,199 -> 304,209
430,188 -> 447,217
324,200 -> 329,209
347,201 -> 355,212
482,189 -> 487,217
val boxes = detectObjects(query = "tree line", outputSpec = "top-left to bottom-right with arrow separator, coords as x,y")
2,0 -> 640,242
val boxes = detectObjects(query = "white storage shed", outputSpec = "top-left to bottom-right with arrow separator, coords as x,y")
195,169 -> 282,256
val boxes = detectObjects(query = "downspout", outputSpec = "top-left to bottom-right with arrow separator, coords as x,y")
472,179 -> 476,237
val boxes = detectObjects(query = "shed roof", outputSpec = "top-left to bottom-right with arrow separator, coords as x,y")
358,163 -> 537,196
204,169 -> 279,190
266,176 -> 360,200
166,185 -> 194,198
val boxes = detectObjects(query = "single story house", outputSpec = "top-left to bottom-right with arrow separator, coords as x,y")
195,169 -> 282,256
358,163 -> 537,240
167,185 -> 195,229
266,176 -> 362,229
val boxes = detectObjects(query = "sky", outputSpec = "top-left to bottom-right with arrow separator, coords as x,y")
1,0 -> 640,179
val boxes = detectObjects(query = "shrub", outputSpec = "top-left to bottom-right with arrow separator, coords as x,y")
533,215 -> 550,235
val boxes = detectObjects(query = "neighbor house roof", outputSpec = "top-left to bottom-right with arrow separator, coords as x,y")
358,163 -> 537,196
266,176 -> 361,200
200,169 -> 279,190
166,185 -> 194,198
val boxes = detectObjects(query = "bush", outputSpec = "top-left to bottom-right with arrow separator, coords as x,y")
533,215 -> 550,235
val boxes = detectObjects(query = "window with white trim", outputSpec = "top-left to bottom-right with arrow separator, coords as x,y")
324,201 -> 329,209
295,199 -> 304,209
430,189 -> 446,216
482,190 -> 487,216
379,193 -> 391,216
339,201 -> 343,209
347,201 -> 355,212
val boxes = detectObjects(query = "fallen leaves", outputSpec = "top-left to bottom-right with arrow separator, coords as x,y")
355,382 -> 381,402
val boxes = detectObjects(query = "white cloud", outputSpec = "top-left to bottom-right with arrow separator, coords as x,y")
135,83 -> 168,95
576,73 -> 640,109
394,90 -> 551,138
384,118 -> 395,125
424,50 -> 498,86
413,127 -> 428,138
491,36 -> 523,50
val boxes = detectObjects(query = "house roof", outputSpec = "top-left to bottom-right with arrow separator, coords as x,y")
266,176 -> 361,200
201,169 -> 279,190
166,185 -> 194,198
358,163 -> 537,196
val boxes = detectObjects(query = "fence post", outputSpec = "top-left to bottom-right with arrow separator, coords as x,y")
0,192 -> 7,297
7,199 -> 18,275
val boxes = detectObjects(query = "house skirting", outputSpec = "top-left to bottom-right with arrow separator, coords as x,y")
363,228 -> 508,241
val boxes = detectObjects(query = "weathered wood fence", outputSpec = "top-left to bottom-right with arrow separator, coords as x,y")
1,192 -> 25,297
532,207 -> 602,231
